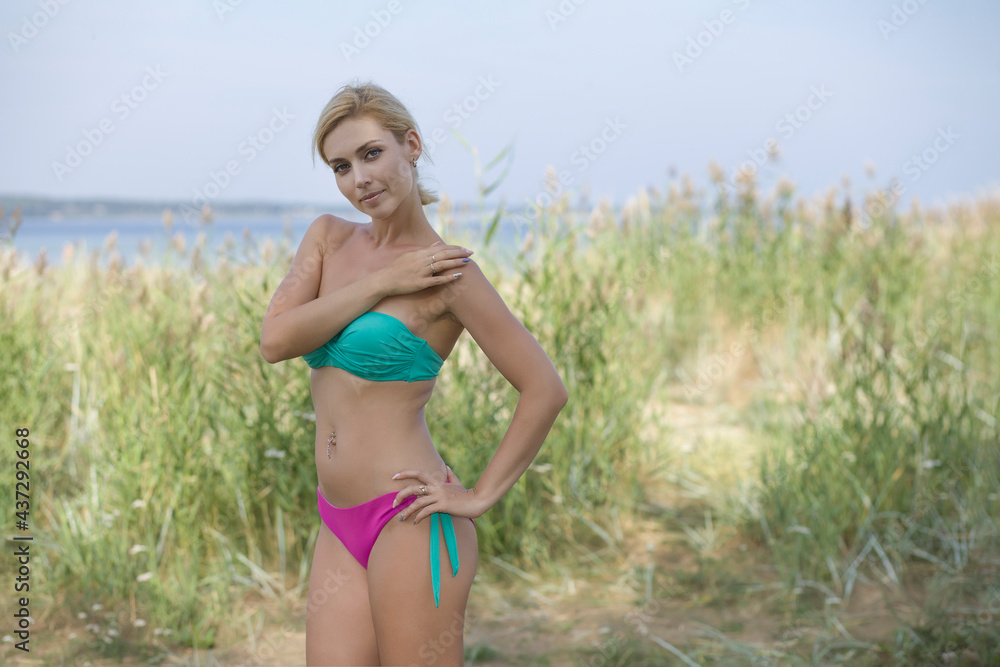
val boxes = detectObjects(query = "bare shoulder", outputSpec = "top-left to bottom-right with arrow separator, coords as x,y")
454,257 -> 491,288
302,213 -> 360,256
446,259 -> 514,325
269,214 -> 359,309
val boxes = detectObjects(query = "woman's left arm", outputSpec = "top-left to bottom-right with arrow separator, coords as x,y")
448,260 -> 568,516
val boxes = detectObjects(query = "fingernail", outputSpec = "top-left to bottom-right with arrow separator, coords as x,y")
392,500 -> 396,508
464,248 -> 473,255
462,257 -> 470,263
392,473 -> 399,479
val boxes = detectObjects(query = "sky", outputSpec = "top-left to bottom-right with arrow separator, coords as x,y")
2,0 -> 999,214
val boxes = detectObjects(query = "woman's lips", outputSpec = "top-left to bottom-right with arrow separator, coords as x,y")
361,190 -> 383,204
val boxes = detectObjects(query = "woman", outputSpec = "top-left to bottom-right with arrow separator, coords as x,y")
259,82 -> 567,666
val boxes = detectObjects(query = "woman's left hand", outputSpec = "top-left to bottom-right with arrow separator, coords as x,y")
391,465 -> 483,523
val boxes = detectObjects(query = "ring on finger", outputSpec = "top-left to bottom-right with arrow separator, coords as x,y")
432,254 -> 437,262
419,485 -> 428,495
430,262 -> 436,273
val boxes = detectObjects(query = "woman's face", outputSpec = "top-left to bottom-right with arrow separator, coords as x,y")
322,115 -> 419,218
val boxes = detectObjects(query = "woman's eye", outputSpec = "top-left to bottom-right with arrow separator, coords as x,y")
332,148 -> 379,173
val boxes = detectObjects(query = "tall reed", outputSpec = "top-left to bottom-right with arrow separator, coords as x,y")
1,173 -> 996,662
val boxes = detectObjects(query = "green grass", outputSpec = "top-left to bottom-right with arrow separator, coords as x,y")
1,168 -> 997,663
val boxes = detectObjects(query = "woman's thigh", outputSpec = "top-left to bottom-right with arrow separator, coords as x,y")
367,515 -> 478,666
305,522 -> 380,666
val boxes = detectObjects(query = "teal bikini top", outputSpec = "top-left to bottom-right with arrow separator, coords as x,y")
302,311 -> 444,382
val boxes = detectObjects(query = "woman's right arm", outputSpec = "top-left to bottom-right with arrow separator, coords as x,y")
260,215 -> 383,363
260,215 -> 471,364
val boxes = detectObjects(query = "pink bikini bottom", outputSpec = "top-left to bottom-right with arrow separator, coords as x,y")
317,485 -> 474,607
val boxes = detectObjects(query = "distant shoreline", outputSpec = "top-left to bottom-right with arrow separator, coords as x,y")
0,194 -> 356,220
0,194 -> 495,220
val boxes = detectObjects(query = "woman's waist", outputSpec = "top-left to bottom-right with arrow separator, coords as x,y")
316,432 -> 446,507
312,395 -> 429,434
314,417 -> 432,447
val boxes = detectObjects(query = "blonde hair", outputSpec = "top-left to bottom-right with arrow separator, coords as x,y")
313,81 -> 438,206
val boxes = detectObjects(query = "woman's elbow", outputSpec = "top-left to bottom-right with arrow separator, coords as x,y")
549,377 -> 569,412
259,328 -> 283,364
520,376 -> 567,412
260,340 -> 278,364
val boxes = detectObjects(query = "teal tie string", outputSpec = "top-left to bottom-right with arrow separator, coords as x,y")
430,514 -> 440,606
429,513 -> 461,607
440,513 -> 459,577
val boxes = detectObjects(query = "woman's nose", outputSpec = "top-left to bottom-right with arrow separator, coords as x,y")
354,165 -> 371,187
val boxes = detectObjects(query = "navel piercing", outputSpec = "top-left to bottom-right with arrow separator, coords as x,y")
327,431 -> 336,458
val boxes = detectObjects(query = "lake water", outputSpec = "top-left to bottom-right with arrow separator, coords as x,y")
3,211 -> 538,269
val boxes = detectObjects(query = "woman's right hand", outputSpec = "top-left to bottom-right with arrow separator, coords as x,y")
377,241 -> 474,297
